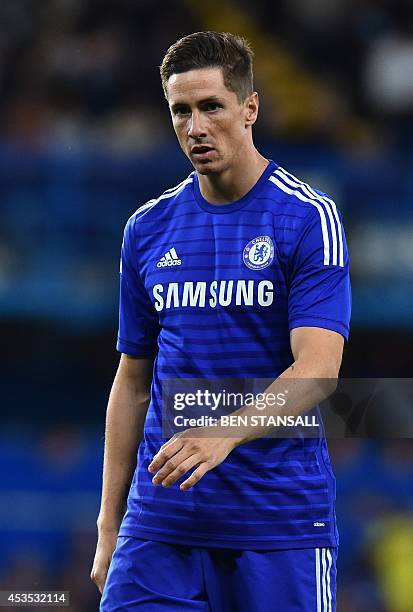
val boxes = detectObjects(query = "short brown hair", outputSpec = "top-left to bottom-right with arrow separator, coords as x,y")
160,31 -> 254,101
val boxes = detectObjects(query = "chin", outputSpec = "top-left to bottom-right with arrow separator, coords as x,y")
192,159 -> 225,176
195,164 -> 216,175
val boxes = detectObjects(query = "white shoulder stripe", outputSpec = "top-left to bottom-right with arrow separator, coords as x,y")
278,166 -> 344,267
275,169 -> 338,266
133,176 -> 193,220
164,174 -> 194,194
277,167 -> 344,267
133,199 -> 158,217
269,175 -> 331,265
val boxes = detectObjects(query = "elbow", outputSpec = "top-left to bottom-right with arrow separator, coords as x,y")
319,363 -> 340,399
324,362 -> 341,381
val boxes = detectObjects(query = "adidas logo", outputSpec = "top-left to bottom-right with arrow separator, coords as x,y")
157,247 -> 182,268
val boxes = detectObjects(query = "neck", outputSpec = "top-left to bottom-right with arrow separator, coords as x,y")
197,147 -> 269,204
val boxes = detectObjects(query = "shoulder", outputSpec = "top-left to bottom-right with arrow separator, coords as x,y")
266,165 -> 345,267
267,164 -> 344,234
128,173 -> 194,228
269,166 -> 339,221
266,165 -> 339,217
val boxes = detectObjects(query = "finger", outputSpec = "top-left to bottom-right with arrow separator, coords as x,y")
91,552 -> 112,591
151,447 -> 197,485
157,454 -> 202,488
90,569 -> 104,594
99,568 -> 109,594
148,436 -> 184,472
180,463 -> 210,491
161,433 -> 183,447
90,564 -> 98,584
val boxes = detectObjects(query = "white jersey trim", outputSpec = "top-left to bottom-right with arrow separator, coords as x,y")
269,174 -> 331,266
132,176 -> 194,221
275,167 -> 344,267
316,548 -> 322,612
163,174 -> 195,194
326,549 -> 333,612
316,547 -> 333,612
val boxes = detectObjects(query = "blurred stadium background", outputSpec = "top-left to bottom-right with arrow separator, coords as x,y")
1,1 -> 412,610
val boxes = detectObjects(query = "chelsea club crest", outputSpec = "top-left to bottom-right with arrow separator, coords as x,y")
243,236 -> 274,270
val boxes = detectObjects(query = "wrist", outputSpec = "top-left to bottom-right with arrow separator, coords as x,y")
231,432 -> 254,448
214,422 -> 248,450
97,513 -> 122,534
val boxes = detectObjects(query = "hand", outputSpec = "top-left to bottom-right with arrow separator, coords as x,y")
148,427 -> 236,490
90,528 -> 118,594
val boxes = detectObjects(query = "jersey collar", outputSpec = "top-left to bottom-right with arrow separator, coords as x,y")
193,159 -> 277,214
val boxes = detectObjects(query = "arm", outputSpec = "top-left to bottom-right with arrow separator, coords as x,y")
288,326 -> 343,379
90,353 -> 153,593
228,325 -> 344,444
148,326 -> 344,490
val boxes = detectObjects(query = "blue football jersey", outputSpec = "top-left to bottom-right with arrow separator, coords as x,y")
116,160 -> 351,549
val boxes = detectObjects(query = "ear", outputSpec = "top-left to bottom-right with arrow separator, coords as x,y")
244,92 -> 259,128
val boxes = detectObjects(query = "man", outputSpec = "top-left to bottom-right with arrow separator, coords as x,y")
91,31 -> 351,611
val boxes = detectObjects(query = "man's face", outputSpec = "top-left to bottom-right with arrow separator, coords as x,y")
166,67 -> 256,175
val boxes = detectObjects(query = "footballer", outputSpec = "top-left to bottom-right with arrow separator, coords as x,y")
91,31 -> 351,611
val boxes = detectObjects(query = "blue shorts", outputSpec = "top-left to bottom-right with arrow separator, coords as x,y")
100,536 -> 337,612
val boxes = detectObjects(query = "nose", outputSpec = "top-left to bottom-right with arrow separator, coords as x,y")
188,111 -> 207,139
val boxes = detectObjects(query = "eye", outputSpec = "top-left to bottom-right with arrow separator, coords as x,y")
173,106 -> 190,117
204,102 -> 221,112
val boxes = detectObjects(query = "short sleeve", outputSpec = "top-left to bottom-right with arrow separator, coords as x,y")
116,216 -> 160,356
288,205 -> 351,340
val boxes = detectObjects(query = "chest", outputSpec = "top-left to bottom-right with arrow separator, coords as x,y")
137,212 -> 288,313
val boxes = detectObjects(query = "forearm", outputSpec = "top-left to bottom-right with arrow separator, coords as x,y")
228,357 -> 338,446
97,359 -> 151,533
219,328 -> 343,446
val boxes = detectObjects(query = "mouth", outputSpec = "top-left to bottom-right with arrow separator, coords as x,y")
190,145 -> 215,160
